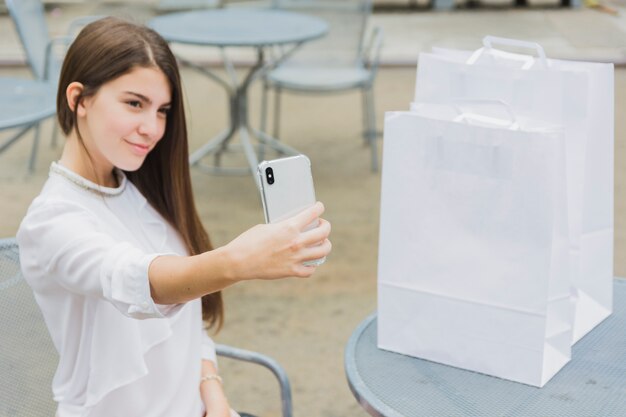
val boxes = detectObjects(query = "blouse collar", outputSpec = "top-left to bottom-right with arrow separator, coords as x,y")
50,161 -> 127,197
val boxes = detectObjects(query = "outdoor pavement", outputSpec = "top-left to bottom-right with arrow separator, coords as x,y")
1,2 -> 625,417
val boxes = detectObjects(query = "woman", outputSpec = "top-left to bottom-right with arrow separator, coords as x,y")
17,17 -> 331,417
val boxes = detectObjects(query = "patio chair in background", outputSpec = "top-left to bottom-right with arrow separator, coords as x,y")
262,0 -> 383,172
0,79 -> 55,173
0,238 -> 293,417
3,0 -> 97,172
1,0 -> 57,172
6,0 -> 66,84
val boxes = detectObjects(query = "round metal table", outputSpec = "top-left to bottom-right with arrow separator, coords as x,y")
345,279 -> 626,417
150,8 -> 328,48
149,9 -> 328,186
0,78 -> 56,171
0,78 -> 55,130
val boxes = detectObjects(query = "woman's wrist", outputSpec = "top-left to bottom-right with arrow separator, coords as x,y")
200,373 -> 223,385
200,374 -> 230,417
203,246 -> 238,284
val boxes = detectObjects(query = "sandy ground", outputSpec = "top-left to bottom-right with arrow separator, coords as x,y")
1,65 -> 624,417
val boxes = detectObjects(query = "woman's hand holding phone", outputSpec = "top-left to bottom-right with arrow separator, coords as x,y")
224,202 -> 331,281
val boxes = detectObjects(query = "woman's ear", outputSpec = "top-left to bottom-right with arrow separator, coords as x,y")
66,82 -> 86,116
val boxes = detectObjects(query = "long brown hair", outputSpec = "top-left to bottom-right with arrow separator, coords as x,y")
56,17 -> 223,330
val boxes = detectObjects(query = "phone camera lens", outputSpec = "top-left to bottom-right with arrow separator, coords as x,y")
265,167 -> 274,185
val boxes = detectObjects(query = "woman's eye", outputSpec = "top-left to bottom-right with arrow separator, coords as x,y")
127,100 -> 141,108
158,107 -> 170,116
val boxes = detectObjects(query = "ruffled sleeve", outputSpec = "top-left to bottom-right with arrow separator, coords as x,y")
18,200 -> 180,319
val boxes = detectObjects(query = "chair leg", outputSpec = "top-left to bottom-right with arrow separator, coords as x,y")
361,88 -> 369,145
260,81 -> 269,134
259,81 -> 270,161
51,120 -> 59,149
363,86 -> 378,172
28,123 -> 42,173
0,126 -> 31,154
273,87 -> 282,139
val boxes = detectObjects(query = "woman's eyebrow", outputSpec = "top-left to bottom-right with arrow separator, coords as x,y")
124,91 -> 151,103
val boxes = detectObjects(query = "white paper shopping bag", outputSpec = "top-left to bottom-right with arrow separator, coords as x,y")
414,37 -> 614,343
377,104 -> 573,387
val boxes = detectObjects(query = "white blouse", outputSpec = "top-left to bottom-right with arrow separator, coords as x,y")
17,163 -> 216,417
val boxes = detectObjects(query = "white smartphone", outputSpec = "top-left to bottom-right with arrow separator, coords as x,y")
258,155 -> 325,266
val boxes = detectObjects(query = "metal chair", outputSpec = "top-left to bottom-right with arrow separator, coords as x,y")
262,0 -> 383,172
3,0 -> 96,172
1,0 -> 58,172
0,78 -> 56,172
0,238 -> 293,417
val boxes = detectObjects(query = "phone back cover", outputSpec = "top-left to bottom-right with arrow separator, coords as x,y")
259,155 -> 317,224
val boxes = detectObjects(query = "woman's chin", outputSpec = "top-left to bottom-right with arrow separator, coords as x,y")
116,157 -> 146,172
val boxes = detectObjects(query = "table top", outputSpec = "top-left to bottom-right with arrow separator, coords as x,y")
345,279 -> 626,417
149,8 -> 328,47
0,78 -> 56,130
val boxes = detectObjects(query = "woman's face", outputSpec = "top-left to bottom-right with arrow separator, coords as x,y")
77,66 -> 172,175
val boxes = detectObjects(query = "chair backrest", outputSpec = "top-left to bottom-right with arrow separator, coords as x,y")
271,0 -> 372,66
6,0 -> 54,81
0,238 -> 58,416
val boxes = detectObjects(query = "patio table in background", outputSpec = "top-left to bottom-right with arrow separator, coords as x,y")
149,8 -> 328,187
345,279 -> 626,417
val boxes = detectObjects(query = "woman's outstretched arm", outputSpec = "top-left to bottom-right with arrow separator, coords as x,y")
149,202 -> 332,305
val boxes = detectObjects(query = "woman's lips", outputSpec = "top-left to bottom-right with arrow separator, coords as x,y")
125,140 -> 150,156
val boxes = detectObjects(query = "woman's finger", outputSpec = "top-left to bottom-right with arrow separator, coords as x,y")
290,202 -> 325,231
299,218 -> 331,246
300,239 -> 332,262
287,240 -> 331,278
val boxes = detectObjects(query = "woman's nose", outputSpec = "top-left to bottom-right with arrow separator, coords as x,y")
138,113 -> 164,138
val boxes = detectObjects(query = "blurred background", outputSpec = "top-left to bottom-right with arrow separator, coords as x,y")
1,1 -> 624,416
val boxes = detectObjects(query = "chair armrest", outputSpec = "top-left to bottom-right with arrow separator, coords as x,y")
215,343 -> 293,417
362,26 -> 384,76
43,16 -> 105,81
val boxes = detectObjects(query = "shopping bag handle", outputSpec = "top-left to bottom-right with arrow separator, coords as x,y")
467,36 -> 548,70
410,99 -> 520,130
451,98 -> 520,130
453,113 -> 520,130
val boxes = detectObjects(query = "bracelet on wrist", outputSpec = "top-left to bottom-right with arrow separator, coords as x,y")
200,373 -> 223,385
